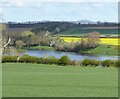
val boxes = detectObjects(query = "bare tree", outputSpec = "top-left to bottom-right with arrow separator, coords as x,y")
0,15 -> 13,59
0,23 -> 2,62
80,32 -> 100,49
85,32 -> 100,48
16,40 -> 25,48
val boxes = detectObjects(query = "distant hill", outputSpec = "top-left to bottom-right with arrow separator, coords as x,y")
77,20 -> 97,24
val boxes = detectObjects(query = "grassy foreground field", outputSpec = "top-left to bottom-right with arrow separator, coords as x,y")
3,63 -> 118,97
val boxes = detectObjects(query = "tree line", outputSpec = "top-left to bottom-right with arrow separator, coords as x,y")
7,21 -> 118,34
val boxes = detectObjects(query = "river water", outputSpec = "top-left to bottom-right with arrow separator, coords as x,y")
21,50 -> 118,61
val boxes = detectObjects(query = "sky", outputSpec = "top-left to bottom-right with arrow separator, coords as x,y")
0,0 -> 118,22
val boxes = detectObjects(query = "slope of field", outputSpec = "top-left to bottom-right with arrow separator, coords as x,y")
61,37 -> 119,45
59,27 -> 118,35
7,27 -> 32,34
84,45 -> 118,55
3,63 -> 118,97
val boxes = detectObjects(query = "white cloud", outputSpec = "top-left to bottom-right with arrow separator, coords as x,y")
1,0 -> 119,8
4,0 -> 43,8
7,0 -> 25,7
34,0 -> 118,2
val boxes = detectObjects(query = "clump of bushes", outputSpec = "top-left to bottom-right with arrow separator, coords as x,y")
115,60 -> 120,68
58,55 -> 72,66
101,60 -> 115,67
42,56 -> 59,64
19,55 -> 39,63
55,32 -> 100,53
82,59 -> 99,66
2,56 -> 18,63
19,55 -> 59,65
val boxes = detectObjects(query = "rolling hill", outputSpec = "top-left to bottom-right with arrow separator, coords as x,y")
58,27 -> 119,36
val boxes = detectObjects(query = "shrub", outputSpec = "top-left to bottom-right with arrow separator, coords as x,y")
2,56 -> 18,63
82,59 -> 99,66
29,56 -> 40,63
101,60 -> 115,67
42,56 -> 59,65
90,60 -> 99,66
19,54 -> 30,63
19,55 -> 39,63
19,55 -> 59,65
58,55 -> 72,66
115,60 -> 120,68
36,57 -> 44,64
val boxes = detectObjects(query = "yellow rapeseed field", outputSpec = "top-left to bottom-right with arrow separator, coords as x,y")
100,38 -> 119,45
61,37 -> 119,45
61,37 -> 81,42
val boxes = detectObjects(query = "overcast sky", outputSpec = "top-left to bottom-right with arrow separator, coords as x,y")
0,0 -> 118,22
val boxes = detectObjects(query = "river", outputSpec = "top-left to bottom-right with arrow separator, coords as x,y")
21,50 -> 118,61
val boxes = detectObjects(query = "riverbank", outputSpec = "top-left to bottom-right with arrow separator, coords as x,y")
23,44 -> 118,56
83,45 -> 118,56
17,48 -> 27,53
24,46 -> 55,51
2,63 -> 118,97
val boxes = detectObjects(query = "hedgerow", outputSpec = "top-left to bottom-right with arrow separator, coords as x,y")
2,55 -> 119,68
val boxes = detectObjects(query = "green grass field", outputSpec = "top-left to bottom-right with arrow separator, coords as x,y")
83,45 -> 118,56
59,27 -> 118,36
2,63 -> 118,97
